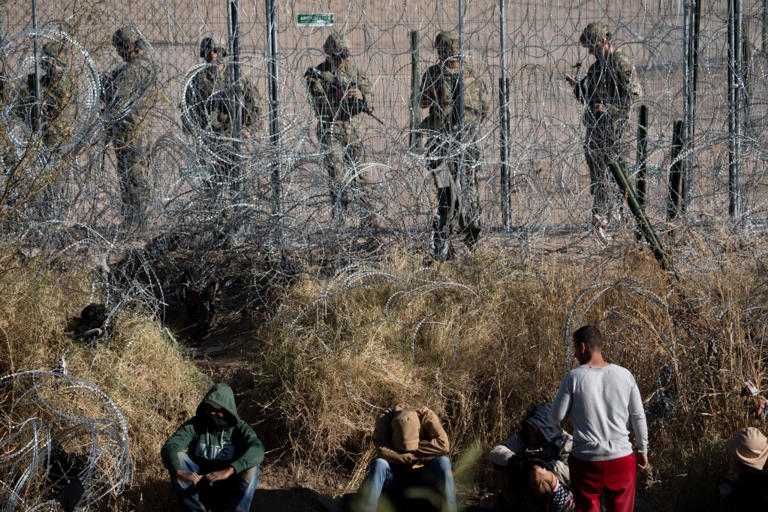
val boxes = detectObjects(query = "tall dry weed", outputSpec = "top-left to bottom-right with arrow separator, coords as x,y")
0,248 -> 209,511
253,243 -> 767,508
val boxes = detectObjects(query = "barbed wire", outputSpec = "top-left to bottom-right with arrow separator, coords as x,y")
1,0 -> 768,506
0,371 -> 133,511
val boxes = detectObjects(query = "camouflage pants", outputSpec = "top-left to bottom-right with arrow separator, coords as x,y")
584,119 -> 629,222
317,121 -> 376,226
426,130 -> 482,247
112,132 -> 151,229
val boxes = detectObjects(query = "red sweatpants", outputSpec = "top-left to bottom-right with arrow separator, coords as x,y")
568,453 -> 636,512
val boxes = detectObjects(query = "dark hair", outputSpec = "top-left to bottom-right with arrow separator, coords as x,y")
573,325 -> 603,351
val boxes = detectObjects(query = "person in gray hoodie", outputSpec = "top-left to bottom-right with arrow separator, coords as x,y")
490,403 -> 575,512
161,383 -> 264,512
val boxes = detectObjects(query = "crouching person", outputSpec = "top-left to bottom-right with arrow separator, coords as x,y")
490,403 -> 574,512
357,405 -> 457,512
718,427 -> 768,510
161,383 -> 264,512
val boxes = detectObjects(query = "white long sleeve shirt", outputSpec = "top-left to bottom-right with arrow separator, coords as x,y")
550,364 -> 648,461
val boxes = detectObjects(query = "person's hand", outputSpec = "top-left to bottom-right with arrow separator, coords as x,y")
591,102 -> 606,114
175,469 -> 202,485
400,453 -> 417,465
565,74 -> 578,87
203,466 -> 235,484
347,87 -> 363,100
636,453 -> 648,469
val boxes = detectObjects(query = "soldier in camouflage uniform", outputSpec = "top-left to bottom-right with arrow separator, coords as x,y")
182,36 -> 263,201
100,26 -> 157,230
566,22 -> 641,236
305,32 -> 376,226
419,31 -> 487,262
12,42 -> 75,218
15,42 -> 74,153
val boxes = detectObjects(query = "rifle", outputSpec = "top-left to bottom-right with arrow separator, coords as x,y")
307,67 -> 384,126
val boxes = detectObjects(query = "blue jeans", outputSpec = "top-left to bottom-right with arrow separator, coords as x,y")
360,456 -> 457,512
171,452 -> 258,512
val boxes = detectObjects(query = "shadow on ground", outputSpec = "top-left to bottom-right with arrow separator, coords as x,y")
252,487 -> 328,511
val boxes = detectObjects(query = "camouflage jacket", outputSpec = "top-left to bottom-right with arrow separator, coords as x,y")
100,53 -> 158,139
183,64 -> 263,137
573,49 -> 641,128
305,58 -> 372,124
419,60 -> 487,134
15,71 -> 74,145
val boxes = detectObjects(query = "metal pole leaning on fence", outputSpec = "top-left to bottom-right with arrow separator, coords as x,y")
728,0 -> 743,217
266,0 -> 283,221
667,120 -> 684,221
636,105 -> 648,211
610,162 -> 677,280
409,31 -> 422,152
499,0 -> 511,230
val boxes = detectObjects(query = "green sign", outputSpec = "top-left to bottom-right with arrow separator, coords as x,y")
297,13 -> 333,27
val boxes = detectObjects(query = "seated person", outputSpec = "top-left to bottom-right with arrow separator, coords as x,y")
161,383 -> 264,512
357,405 -> 457,512
719,427 -> 768,510
489,403 -> 574,512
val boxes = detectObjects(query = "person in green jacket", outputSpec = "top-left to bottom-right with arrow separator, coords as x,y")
161,383 -> 264,512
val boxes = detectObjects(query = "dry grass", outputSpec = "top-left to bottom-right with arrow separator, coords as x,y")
0,247 -> 210,511
1,230 -> 767,510
251,237 -> 768,509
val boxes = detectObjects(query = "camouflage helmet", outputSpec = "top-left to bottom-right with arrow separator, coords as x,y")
323,32 -> 350,59
434,31 -> 459,60
112,26 -> 144,51
199,36 -> 227,58
579,22 -> 612,48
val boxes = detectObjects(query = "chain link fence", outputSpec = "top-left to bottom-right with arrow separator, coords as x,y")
2,0 -> 768,249
2,1 -> 768,507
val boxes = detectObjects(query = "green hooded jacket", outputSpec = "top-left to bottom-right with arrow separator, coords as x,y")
161,383 -> 264,475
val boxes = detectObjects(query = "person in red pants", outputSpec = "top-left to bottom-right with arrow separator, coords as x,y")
550,325 -> 649,512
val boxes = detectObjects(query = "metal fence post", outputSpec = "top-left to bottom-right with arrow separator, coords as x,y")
763,0 -> 768,53
457,0 -> 468,219
266,0 -> 282,219
499,0 -> 511,230
409,30 -> 422,152
729,0 -> 743,217
681,0 -> 700,212
227,0 -> 242,140
636,104 -> 648,211
667,120 -> 684,221
31,0 -> 42,136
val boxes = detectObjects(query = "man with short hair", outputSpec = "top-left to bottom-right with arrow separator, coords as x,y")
305,32 -> 376,227
357,405 -> 457,512
566,23 -> 641,240
161,382 -> 264,512
550,325 -> 648,512
419,30 -> 487,261
101,26 -> 158,230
